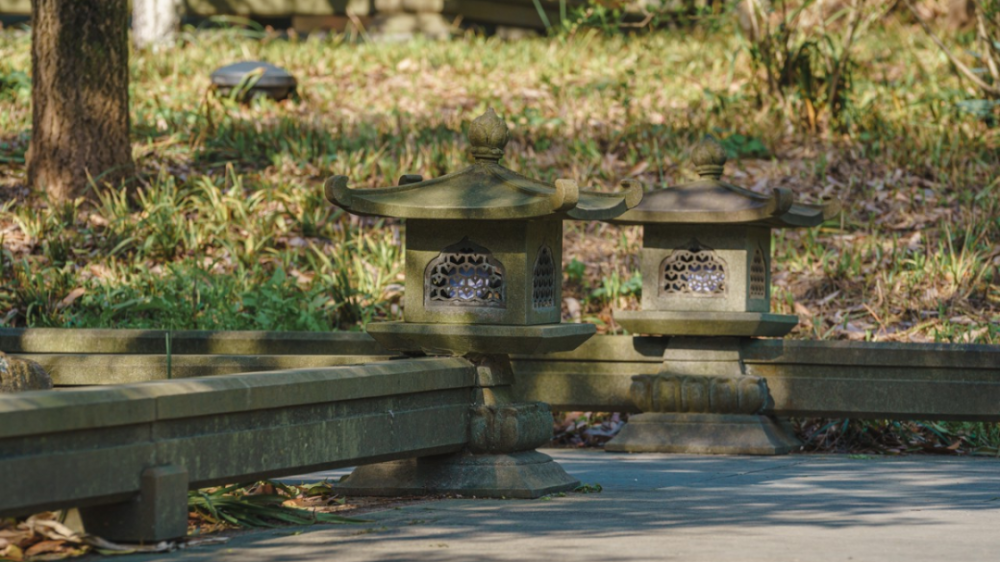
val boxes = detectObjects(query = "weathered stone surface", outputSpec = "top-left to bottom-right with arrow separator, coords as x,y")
0,357 -> 476,523
24,353 -> 390,386
468,402 -> 553,454
374,0 -> 444,12
402,219 -> 564,327
324,109 -> 640,221
609,336 -> 794,455
15,329 -> 999,423
0,327 -> 389,356
513,336 -> 1000,421
370,12 -> 420,40
80,465 -> 188,542
471,354 -> 515,387
414,12 -> 451,38
608,136 -> 837,337
442,0 -> 589,29
605,413 -> 800,455
334,450 -> 579,499
611,135 -> 837,228
0,352 -> 52,392
614,310 -> 798,337
636,224 -> 774,315
629,373 -> 770,415
366,321 -> 595,356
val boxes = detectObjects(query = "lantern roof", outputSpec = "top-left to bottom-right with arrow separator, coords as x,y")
613,136 -> 839,227
324,109 -> 642,221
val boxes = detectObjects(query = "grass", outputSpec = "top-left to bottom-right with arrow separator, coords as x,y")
0,15 -> 998,451
0,20 -> 995,340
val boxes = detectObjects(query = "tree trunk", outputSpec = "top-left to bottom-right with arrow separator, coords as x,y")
133,0 -> 179,50
28,0 -> 134,203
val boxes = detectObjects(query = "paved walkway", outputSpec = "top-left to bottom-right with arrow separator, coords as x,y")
133,450 -> 1000,562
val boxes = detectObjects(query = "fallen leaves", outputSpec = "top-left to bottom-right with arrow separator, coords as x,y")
553,412 -> 628,447
0,512 -> 232,561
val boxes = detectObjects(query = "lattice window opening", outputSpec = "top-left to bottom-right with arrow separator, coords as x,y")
749,247 -> 767,300
426,239 -> 505,307
532,245 -> 556,310
661,244 -> 727,296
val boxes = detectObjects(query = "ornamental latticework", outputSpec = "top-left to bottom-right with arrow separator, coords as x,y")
532,246 -> 556,309
749,247 -> 767,299
425,238 -> 505,307
661,242 -> 726,296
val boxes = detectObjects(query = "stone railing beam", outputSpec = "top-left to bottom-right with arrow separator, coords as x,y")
0,357 -> 475,541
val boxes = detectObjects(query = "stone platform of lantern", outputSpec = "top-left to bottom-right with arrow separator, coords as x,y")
323,108 -> 641,497
605,136 -> 839,455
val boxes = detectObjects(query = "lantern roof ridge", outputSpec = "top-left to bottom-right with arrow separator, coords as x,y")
613,135 -> 839,228
324,109 -> 642,221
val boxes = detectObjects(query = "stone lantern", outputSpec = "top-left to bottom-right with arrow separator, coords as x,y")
324,109 -> 642,496
605,136 -> 839,454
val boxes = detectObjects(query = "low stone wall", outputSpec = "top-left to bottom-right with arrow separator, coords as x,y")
512,336 -> 1000,421
0,356 -> 474,538
1,328 -> 393,384
5,328 -> 1000,421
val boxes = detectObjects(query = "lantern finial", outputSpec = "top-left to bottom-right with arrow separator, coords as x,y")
469,108 -> 509,162
692,135 -> 728,179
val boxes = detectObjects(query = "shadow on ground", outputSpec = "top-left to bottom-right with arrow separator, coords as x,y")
127,451 -> 1000,562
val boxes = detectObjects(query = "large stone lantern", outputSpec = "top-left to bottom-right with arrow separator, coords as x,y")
606,136 -> 839,454
325,109 -> 641,496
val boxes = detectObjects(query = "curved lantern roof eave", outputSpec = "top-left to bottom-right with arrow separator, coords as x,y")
609,136 -> 839,229
323,109 -> 642,222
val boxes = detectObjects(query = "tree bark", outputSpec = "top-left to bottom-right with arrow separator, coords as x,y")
28,0 -> 134,203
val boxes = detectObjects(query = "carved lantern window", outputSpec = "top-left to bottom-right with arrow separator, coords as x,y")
749,246 -> 767,300
425,238 -> 505,308
660,241 -> 727,297
532,245 -> 556,310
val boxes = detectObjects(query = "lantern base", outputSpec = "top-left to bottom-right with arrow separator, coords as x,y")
605,413 -> 801,455
365,322 -> 596,355
613,310 -> 798,337
333,450 -> 580,499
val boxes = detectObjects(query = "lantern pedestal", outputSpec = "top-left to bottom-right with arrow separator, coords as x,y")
614,310 -> 797,338
336,354 -> 580,498
366,322 -> 596,356
605,337 -> 802,455
605,413 -> 799,455
335,450 -> 579,499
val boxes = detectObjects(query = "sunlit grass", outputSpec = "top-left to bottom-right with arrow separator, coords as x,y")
0,19 -> 996,343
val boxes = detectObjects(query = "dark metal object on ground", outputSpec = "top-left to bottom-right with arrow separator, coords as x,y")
210,61 -> 297,101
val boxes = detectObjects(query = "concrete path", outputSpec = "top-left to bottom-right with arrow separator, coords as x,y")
131,450 -> 1000,562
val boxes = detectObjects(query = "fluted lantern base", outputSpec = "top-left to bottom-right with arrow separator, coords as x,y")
605,413 -> 800,455
334,451 -> 579,499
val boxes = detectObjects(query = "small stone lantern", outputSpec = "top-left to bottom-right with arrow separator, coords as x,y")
324,109 -> 641,496
605,136 -> 839,455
